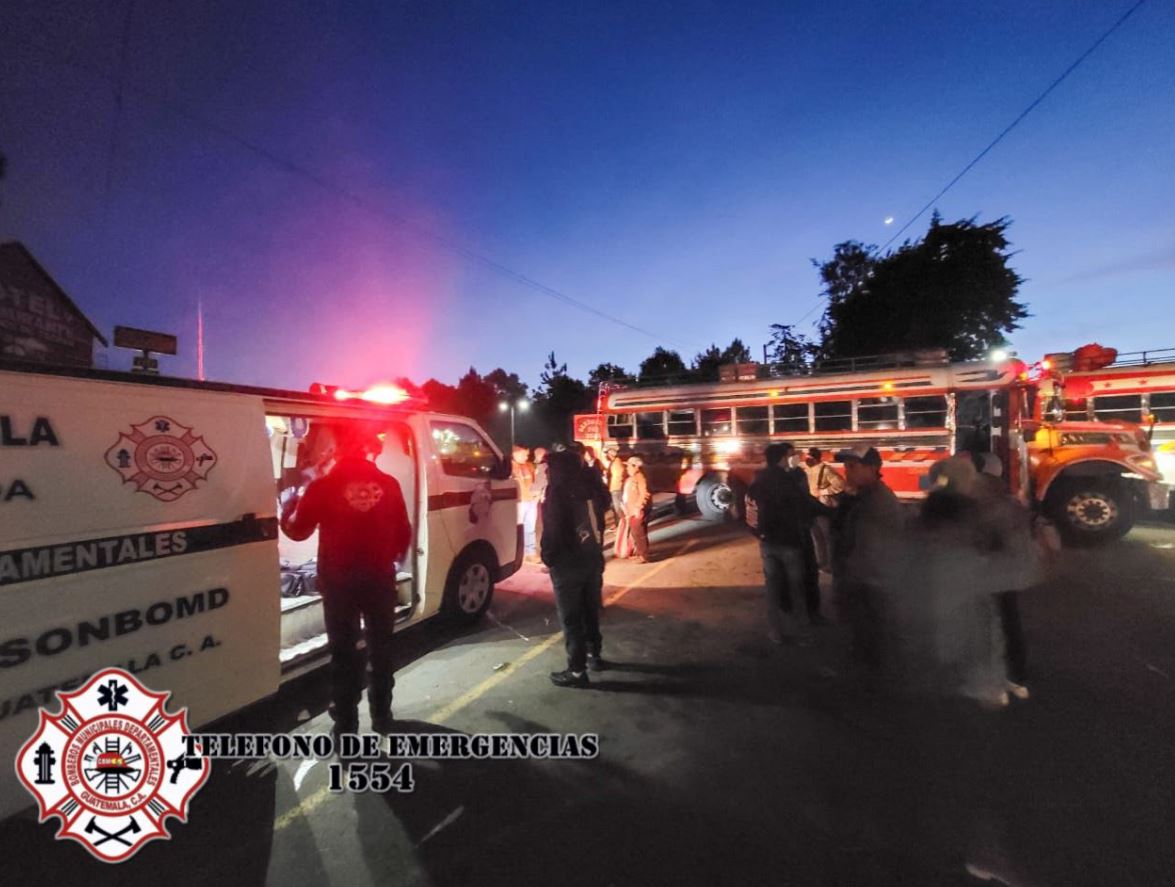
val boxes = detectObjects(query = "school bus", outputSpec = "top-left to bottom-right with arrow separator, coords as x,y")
574,350 -> 1167,544
1048,344 -> 1175,502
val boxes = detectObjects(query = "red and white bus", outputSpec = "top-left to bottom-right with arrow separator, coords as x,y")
1050,344 -> 1175,500
574,350 -> 1168,544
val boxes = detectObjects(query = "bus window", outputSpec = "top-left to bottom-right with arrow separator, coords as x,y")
702,408 -> 732,436
1148,392 -> 1175,422
736,406 -> 769,435
857,397 -> 899,430
637,411 -> 666,440
607,413 -> 634,439
1092,394 -> 1143,423
772,403 -> 809,433
814,400 -> 852,432
904,395 -> 948,429
667,409 -> 698,436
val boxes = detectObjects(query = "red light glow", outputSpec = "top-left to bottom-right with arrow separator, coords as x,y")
333,383 -> 412,405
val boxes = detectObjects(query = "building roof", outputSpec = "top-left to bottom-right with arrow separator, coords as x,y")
0,241 -> 109,346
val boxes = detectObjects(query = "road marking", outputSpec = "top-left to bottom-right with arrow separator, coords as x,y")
272,539 -> 696,832
429,542 -> 693,724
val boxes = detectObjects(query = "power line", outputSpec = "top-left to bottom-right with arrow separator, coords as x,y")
786,0 -> 1148,332
878,0 -> 1148,253
7,28 -> 698,350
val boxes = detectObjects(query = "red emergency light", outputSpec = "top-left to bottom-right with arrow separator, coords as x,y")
309,382 -> 423,407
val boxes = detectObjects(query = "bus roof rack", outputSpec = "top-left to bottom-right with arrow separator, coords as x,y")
763,348 -> 952,378
1107,347 -> 1175,368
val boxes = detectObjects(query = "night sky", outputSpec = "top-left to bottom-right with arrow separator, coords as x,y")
2,1 -> 1172,391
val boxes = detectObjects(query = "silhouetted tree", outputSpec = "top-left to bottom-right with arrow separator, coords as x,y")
764,324 -> 817,374
816,214 -> 1028,361
531,352 -> 592,445
639,347 -> 688,383
587,362 -> 629,388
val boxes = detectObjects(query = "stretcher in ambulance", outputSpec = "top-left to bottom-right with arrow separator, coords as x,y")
0,360 -> 521,818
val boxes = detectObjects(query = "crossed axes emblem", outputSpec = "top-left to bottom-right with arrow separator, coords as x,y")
83,815 -> 141,847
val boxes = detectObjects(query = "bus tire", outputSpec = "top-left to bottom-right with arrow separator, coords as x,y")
442,546 -> 496,622
695,476 -> 732,522
1047,478 -> 1134,546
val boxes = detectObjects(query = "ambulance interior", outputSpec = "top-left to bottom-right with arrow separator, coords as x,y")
266,414 -> 420,668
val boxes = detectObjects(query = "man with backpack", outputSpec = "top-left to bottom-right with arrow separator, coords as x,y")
542,450 -> 612,687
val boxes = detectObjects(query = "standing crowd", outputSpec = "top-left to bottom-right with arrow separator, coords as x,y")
748,442 -> 1052,708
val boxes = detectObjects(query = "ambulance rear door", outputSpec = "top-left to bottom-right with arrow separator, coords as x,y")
0,370 -> 278,819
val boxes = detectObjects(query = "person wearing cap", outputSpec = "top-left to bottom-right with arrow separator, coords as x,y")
748,442 -> 828,644
622,455 -> 653,562
604,444 -> 627,529
831,444 -> 902,671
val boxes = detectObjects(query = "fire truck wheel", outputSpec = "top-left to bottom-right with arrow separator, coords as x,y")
695,476 -> 732,521
1048,479 -> 1134,546
443,547 -> 496,622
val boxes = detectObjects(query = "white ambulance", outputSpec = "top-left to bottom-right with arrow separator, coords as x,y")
0,360 -> 521,818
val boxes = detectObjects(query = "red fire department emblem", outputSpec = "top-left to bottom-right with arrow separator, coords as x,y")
15,668 -> 210,863
105,416 -> 218,502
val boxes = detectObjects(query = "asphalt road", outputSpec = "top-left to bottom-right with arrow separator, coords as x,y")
7,513 -> 1175,887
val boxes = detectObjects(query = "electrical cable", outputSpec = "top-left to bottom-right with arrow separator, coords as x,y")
6,27 -> 698,349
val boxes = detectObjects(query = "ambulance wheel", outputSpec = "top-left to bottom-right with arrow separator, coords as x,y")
443,547 -> 496,623
1047,478 -> 1133,546
695,476 -> 733,522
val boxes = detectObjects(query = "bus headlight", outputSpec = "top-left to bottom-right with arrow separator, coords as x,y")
1126,453 -> 1158,474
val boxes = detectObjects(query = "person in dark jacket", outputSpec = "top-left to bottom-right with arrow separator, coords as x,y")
576,443 -> 611,547
748,443 -> 826,644
280,427 -> 411,736
543,450 -> 611,686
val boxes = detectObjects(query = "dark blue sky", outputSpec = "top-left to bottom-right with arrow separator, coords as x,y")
2,1 -> 1172,391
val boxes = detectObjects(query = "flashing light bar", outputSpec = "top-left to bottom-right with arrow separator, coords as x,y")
309,382 -> 422,407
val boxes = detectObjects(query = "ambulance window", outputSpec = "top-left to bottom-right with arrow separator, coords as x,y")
904,396 -> 948,429
637,412 -> 666,440
607,413 -> 634,439
772,403 -> 809,433
1149,392 -> 1175,422
667,409 -> 697,436
857,397 -> 899,430
737,406 -> 770,435
430,421 -> 499,478
701,408 -> 732,436
813,400 -> 852,432
1092,394 -> 1142,423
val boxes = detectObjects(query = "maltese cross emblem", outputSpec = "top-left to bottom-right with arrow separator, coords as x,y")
104,416 -> 218,502
15,668 -> 210,863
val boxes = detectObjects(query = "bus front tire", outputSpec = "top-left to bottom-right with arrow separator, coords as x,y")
442,547 -> 496,623
695,476 -> 733,522
1047,478 -> 1134,546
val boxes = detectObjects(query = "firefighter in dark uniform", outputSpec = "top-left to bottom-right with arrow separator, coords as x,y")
280,426 -> 411,738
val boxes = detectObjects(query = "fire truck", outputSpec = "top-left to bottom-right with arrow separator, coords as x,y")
1046,343 -> 1175,502
574,350 -> 1167,544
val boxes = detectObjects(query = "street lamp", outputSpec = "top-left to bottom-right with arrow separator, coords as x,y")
498,398 -> 529,449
